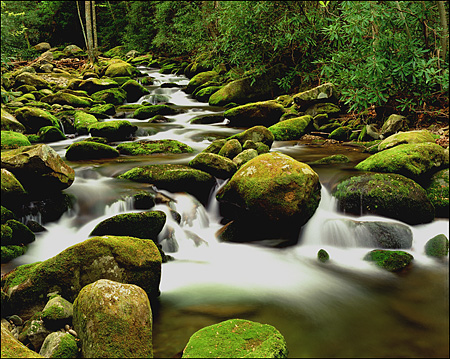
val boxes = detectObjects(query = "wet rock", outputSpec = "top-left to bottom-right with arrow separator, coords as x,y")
117,139 -> 194,155
218,139 -> 242,159
41,295 -> 73,330
88,103 -> 116,118
14,106 -> 61,133
318,249 -> 330,263
311,154 -> 350,165
189,152 -> 237,179
182,319 -> 288,358
133,104 -> 179,119
88,120 -> 137,141
224,100 -> 285,127
1,245 -> 27,263
65,141 -> 119,161
227,125 -> 274,148
37,126 -> 66,143
424,234 -> 449,258
364,249 -> 414,272
73,279 -> 153,358
268,115 -> 313,141
328,126 -> 352,141
73,110 -> 98,135
185,70 -> 219,94
91,87 -> 127,105
121,79 -> 150,102
1,219 -> 35,246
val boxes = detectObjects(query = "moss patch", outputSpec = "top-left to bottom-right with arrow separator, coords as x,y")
363,250 -> 414,272
117,140 -> 194,155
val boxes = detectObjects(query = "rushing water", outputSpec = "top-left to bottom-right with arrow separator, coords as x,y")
3,67 -> 448,358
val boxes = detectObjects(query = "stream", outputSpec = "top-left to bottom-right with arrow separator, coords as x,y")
3,67 -> 449,358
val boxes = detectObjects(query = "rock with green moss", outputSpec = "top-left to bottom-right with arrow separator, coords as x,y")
268,115 -> 312,141
233,149 -> 259,168
380,114 -> 409,138
182,318 -> 288,358
37,126 -> 66,143
90,211 -> 166,240
1,109 -> 26,133
292,83 -> 336,109
118,164 -> 215,204
88,120 -> 137,141
1,236 -> 162,319
121,79 -> 150,102
194,85 -> 222,102
1,206 -> 16,223
65,141 -> 119,161
228,126 -> 274,148
224,100 -> 285,127
1,169 -> 27,209
378,130 -> 436,151
91,88 -> 127,105
363,249 -> 414,272
333,173 -> 434,225
217,152 -> 321,225
190,114 -> 224,125
41,92 -> 94,107
242,140 -> 270,154
1,322 -> 44,358
105,59 -> 138,77
18,313 -> 52,352
2,219 -> 35,246
311,154 -> 350,165
117,139 -> 194,155
14,107 -> 61,133
305,102 -> 340,118
218,139 -> 242,159
355,143 -> 449,183
39,331 -> 78,359
1,131 -> 31,149
209,64 -> 286,106
41,295 -> 73,329
73,111 -> 98,135
133,104 -> 179,120
424,234 -> 449,258
185,70 -> 219,94
328,126 -> 352,141
88,103 -> 116,118
189,152 -> 237,179
73,279 -> 153,358
1,144 -> 75,193
424,168 -> 449,218
202,139 -> 227,154
318,249 -> 329,263
76,77 -> 119,95
14,72 -> 50,90
1,245 -> 27,263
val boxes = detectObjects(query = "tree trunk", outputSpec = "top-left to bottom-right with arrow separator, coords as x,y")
85,0 -> 94,64
92,1 -> 98,54
437,0 -> 448,61
76,1 -> 88,53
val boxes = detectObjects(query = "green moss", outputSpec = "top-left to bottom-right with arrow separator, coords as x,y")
37,126 -> 66,143
91,88 -> 127,105
51,333 -> 78,358
328,126 -> 352,141
1,206 -> 15,224
363,250 -> 414,272
424,234 -> 449,257
312,154 -> 350,165
88,120 -> 137,141
268,115 -> 312,141
65,141 -> 119,161
117,140 -> 194,155
1,324 -> 44,358
1,131 -> 31,150
132,104 -> 178,119
74,111 -> 97,135
1,245 -> 27,263
318,249 -> 329,263
425,168 -> 449,218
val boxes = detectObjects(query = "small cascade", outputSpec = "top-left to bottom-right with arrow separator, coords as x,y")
104,196 -> 135,216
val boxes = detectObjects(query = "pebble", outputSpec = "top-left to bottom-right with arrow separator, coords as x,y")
68,329 -> 77,337
64,324 -> 70,331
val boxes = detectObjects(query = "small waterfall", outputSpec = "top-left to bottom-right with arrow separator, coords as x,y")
104,196 -> 135,216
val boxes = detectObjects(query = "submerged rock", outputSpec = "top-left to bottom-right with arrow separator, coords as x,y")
182,318 -> 288,358
364,249 -> 414,272
73,279 -> 153,358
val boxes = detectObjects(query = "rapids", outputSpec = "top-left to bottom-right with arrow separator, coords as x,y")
2,67 -> 448,358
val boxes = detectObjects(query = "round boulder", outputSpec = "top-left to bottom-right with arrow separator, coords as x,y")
66,141 -> 120,161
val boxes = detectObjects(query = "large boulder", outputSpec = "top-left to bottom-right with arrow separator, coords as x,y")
104,59 -> 138,77
217,152 -> 321,225
188,152 -> 237,179
117,139 -> 194,156
1,109 -> 26,133
333,173 -> 435,224
1,144 -> 75,193
88,120 -> 137,141
37,126 -> 66,143
424,168 -> 449,218
65,141 -> 120,161
1,236 -> 162,319
182,319 -> 288,358
121,79 -> 150,102
209,64 -> 286,106
224,100 -> 285,127
14,107 -> 61,133
90,211 -> 166,240
378,130 -> 436,151
73,279 -> 153,358
268,115 -> 313,141
355,143 -> 449,183
1,131 -> 31,150
118,164 -> 215,204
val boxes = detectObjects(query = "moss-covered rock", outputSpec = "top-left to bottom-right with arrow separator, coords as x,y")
121,79 -> 150,103
311,154 -> 350,165
73,110 -> 98,135
233,149 -> 259,168
202,139 -> 227,154
1,206 -> 16,223
355,143 -> 449,183
378,130 -> 436,151
218,139 -> 242,159
333,173 -> 435,225
224,100 -> 285,127
1,144 -> 75,193
133,104 -> 179,120
76,77 -> 119,95
424,168 -> 449,218
1,131 -> 31,149
242,140 -> 270,154
88,120 -> 137,141
380,114 -> 409,138
39,331 -> 78,359
1,245 -> 27,263
1,322 -> 44,358
189,152 -> 237,180
105,59 -> 138,77
328,126 -> 352,141
424,234 -> 449,257
268,115 -> 313,141
41,295 -> 73,329
118,164 -> 215,204
1,108 -> 26,133
182,318 -> 288,358
305,102 -> 340,118
363,249 -> 413,272
37,126 -> 66,143
91,88 -> 127,105
217,152 -> 321,225
1,169 -> 27,209
228,126 -> 274,148
318,249 -> 330,263
14,107 -> 61,133
190,114 -> 224,125
292,83 -> 336,109
14,72 -> 50,90
41,92 -> 94,107
90,211 -> 166,241
88,103 -> 116,118
117,139 -> 194,155
73,279 -> 153,358
65,141 -> 119,161
185,70 -> 219,94
1,236 -> 162,318
2,219 -> 35,246
194,85 -> 222,102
